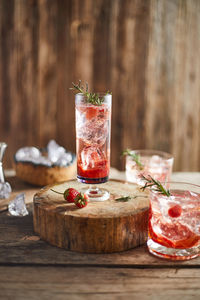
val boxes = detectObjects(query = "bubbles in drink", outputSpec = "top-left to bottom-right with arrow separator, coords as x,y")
76,105 -> 109,147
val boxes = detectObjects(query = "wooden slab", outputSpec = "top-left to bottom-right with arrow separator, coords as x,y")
33,179 -> 149,253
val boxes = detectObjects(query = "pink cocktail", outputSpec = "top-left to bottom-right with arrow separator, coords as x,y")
75,92 -> 112,201
125,149 -> 174,185
148,182 -> 200,260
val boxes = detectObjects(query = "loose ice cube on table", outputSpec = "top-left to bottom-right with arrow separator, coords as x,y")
8,193 -> 28,216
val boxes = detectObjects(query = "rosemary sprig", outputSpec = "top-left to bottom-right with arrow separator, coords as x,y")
122,149 -> 143,169
115,195 -> 148,202
141,175 -> 171,197
115,196 -> 131,202
70,80 -> 111,106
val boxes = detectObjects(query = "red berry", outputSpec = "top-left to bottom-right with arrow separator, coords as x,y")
74,193 -> 89,208
85,107 -> 98,120
168,205 -> 182,218
64,188 -> 79,203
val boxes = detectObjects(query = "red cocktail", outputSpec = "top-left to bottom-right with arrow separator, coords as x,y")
148,182 -> 200,260
75,92 -> 112,201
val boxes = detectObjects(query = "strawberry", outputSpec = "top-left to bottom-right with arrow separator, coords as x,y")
168,204 -> 182,218
75,193 -> 89,208
64,188 -> 79,203
85,106 -> 98,120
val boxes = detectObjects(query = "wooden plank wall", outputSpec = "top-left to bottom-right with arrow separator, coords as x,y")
0,0 -> 199,171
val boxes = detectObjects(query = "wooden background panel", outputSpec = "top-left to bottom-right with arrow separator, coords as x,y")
0,0 -> 199,171
146,0 -> 200,171
110,0 -> 150,169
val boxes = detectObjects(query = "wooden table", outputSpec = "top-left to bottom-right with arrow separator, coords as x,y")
0,171 -> 200,299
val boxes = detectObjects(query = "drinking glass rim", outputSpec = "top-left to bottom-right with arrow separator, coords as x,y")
163,181 -> 200,188
75,92 -> 112,105
128,149 -> 174,160
76,92 -> 112,97
149,181 -> 200,197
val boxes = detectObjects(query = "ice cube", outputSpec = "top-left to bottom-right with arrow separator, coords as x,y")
147,155 -> 163,175
149,155 -> 163,166
76,106 -> 108,147
15,147 -> 41,162
36,156 -> 52,167
78,118 -> 107,146
8,193 -> 28,216
47,140 -> 66,163
76,108 -> 86,131
55,152 -> 73,167
0,182 -> 12,199
81,146 -> 105,169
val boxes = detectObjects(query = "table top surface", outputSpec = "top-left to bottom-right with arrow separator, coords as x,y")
0,170 -> 200,300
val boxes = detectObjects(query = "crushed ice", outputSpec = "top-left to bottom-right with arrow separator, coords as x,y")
15,140 -> 74,167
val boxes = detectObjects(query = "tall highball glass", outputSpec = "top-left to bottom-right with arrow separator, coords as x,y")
75,93 -> 112,201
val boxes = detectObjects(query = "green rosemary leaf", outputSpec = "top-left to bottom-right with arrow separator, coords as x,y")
70,80 -> 110,106
141,175 -> 171,197
115,195 -> 148,202
115,196 -> 131,202
122,149 -> 143,168
106,90 -> 112,95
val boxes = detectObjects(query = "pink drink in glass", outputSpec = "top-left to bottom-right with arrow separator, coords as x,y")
75,92 -> 112,202
125,150 -> 174,185
148,182 -> 200,260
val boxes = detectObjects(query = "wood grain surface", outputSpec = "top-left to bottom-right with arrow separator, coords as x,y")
1,266 -> 200,300
0,0 -> 200,172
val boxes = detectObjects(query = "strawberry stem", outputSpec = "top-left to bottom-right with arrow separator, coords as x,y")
50,189 -> 63,195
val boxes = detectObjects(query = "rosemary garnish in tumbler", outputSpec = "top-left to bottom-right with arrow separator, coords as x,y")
122,149 -> 144,169
141,175 -> 171,197
70,80 -> 111,106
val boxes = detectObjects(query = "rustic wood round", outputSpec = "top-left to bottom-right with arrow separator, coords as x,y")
33,179 -> 149,253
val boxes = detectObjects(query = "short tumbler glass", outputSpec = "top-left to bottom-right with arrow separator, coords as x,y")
148,182 -> 200,260
125,149 -> 174,185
